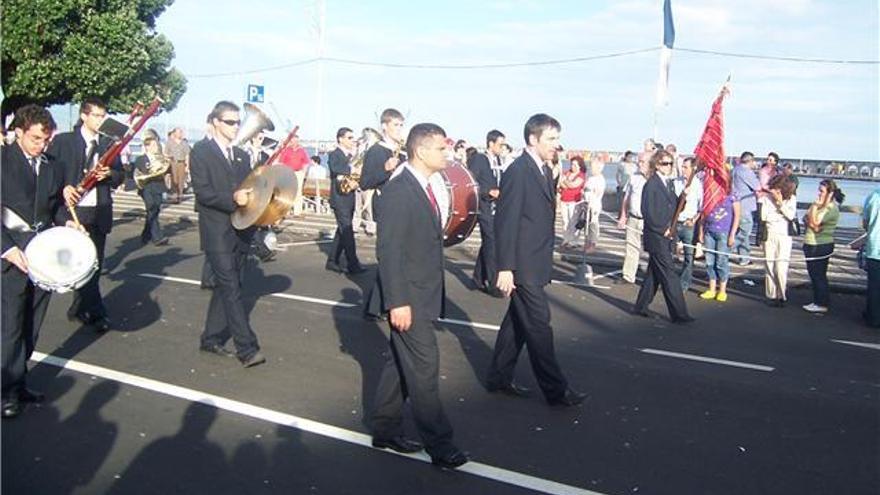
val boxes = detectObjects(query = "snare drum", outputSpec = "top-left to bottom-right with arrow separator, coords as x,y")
429,161 -> 479,247
24,226 -> 98,293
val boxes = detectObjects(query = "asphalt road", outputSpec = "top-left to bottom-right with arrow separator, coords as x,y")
3,209 -> 878,495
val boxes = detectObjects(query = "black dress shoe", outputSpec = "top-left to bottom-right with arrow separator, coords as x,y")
2,399 -> 23,419
372,436 -> 424,454
240,352 -> 267,368
347,265 -> 367,275
547,389 -> 587,408
19,388 -> 44,403
632,308 -> 651,318
92,316 -> 112,333
431,449 -> 470,469
325,260 -> 343,273
487,382 -> 531,398
258,251 -> 277,262
200,344 -> 235,358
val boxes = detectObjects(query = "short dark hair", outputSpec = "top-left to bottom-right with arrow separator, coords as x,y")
454,139 -> 467,151
523,113 -> 560,145
336,127 -> 353,141
648,150 -> 674,175
208,101 -> 240,123
623,150 -> 635,161
465,146 -> 478,162
486,129 -> 505,147
767,152 -> 780,162
380,108 -> 404,124
79,97 -> 107,116
740,151 -> 754,161
767,174 -> 796,199
12,104 -> 56,133
501,143 -> 512,152
682,157 -> 695,167
310,155 -> 321,164
405,123 -> 446,160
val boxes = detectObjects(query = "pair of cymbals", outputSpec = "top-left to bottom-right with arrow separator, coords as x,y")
231,165 -> 298,229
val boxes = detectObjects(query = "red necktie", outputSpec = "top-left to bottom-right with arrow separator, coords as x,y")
425,183 -> 440,219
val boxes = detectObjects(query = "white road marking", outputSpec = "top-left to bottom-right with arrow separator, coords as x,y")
550,279 -> 612,290
639,348 -> 775,372
275,240 -> 334,247
30,351 -> 605,495
138,274 -> 502,331
830,339 -> 880,351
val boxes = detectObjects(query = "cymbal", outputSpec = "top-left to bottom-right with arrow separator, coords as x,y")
231,165 -> 299,229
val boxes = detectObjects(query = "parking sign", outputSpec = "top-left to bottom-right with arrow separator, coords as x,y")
247,84 -> 265,103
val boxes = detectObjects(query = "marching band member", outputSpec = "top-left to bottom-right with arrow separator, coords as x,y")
134,133 -> 169,246
369,123 -> 469,469
51,97 -> 123,333
326,127 -> 365,274
468,130 -> 507,297
487,114 -> 586,407
1,105 -> 69,418
190,101 -> 265,368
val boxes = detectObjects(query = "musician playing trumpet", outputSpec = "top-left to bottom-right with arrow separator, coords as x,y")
134,133 -> 169,246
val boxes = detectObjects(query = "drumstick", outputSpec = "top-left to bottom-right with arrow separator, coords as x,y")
67,205 -> 83,230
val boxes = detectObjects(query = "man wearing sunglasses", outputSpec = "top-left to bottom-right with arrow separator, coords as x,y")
189,101 -> 265,368
633,150 -> 693,323
326,127 -> 365,274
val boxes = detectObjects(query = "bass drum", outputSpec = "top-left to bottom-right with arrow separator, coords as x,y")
24,226 -> 98,293
429,160 -> 479,247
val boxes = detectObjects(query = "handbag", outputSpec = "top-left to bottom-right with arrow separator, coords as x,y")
757,221 -> 769,244
574,205 -> 587,231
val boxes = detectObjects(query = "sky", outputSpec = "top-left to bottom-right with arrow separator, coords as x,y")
142,0 -> 877,161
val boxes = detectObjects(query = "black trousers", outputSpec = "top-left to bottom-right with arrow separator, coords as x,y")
804,243 -> 834,307
329,204 -> 359,268
68,224 -> 107,322
200,248 -> 259,360
2,266 -> 51,399
370,319 -> 455,457
635,241 -> 690,321
140,187 -> 164,244
487,283 -> 568,401
472,206 -> 497,288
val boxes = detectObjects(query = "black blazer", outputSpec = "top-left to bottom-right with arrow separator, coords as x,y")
48,125 -> 123,233
494,152 -> 556,286
359,143 -> 402,191
640,173 -> 677,253
1,143 -> 65,258
327,147 -> 354,210
376,167 -> 445,320
468,152 -> 500,208
190,138 -> 254,252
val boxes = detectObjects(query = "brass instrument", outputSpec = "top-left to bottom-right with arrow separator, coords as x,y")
338,128 -> 383,194
134,150 -> 170,189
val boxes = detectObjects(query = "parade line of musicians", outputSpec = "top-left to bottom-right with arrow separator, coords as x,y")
3,100 -> 879,471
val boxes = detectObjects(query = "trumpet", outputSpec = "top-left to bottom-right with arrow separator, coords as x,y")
338,128 -> 384,194
134,150 -> 170,189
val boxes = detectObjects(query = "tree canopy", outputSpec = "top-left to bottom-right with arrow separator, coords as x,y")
1,0 -> 186,120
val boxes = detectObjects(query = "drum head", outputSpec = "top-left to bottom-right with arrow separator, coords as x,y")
24,227 -> 98,293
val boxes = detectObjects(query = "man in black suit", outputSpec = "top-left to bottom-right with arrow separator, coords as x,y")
190,101 -> 265,368
1,105 -> 69,418
468,129 -> 506,297
325,127 -> 365,274
50,97 -> 123,332
633,150 -> 693,323
133,134 -> 169,246
486,114 -> 585,407
369,123 -> 469,469
361,109 -> 406,318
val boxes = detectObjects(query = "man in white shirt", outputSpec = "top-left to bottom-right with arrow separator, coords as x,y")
617,157 -> 650,284
674,157 -> 702,291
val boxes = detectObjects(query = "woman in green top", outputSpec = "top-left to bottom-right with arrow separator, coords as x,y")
802,179 -> 845,313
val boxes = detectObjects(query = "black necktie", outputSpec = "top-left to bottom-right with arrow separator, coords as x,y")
666,179 -> 676,197
542,164 -> 554,194
226,148 -> 235,169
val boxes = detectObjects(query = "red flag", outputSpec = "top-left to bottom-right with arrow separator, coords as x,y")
694,86 -> 730,217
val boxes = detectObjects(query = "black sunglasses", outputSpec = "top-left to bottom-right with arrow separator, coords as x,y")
659,161 -> 674,166
219,119 -> 241,126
